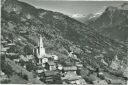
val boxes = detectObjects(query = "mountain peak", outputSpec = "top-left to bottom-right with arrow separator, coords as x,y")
71,14 -> 85,18
105,3 -> 128,12
105,6 -> 118,12
120,3 -> 128,10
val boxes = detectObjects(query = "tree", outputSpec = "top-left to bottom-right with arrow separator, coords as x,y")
53,73 -> 62,84
1,62 -> 13,77
8,33 -> 14,42
23,45 -> 33,55
26,61 -> 37,72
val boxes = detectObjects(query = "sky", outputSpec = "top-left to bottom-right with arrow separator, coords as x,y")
19,0 -> 127,17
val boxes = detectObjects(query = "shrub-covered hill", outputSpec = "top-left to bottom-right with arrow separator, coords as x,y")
1,0 -> 128,74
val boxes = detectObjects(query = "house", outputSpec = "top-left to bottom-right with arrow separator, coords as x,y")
6,53 -> 18,56
63,66 -> 77,74
1,47 -> 9,55
44,71 -> 59,83
93,80 -> 108,85
101,58 -> 108,66
20,55 -> 29,62
42,57 -> 48,63
52,55 -> 59,63
65,56 -> 76,66
43,62 -> 50,70
68,52 -> 78,60
76,62 -> 83,69
45,77 -> 53,84
1,40 -> 7,44
1,41 -> 7,48
62,71 -> 83,84
68,77 -> 86,84
123,66 -> 128,78
48,61 -> 56,71
110,60 -> 120,70
86,66 -> 95,71
0,71 -> 8,81
1,47 -> 10,52
75,78 -> 87,84
57,64 -> 63,70
13,58 -> 20,64
108,79 -> 123,85
26,55 -> 34,60
44,71 -> 58,77
36,66 -> 44,74
7,43 -> 15,46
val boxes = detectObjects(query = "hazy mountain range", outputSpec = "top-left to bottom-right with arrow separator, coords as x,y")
73,3 -> 128,43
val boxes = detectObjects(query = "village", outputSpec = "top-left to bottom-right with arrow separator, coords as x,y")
1,35 -> 128,84
1,35 -> 87,84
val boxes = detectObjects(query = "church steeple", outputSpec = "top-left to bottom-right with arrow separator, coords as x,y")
37,35 -> 46,63
39,35 -> 45,57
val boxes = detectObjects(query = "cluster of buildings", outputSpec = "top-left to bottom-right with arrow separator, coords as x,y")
1,35 -> 86,84
34,36 -> 86,84
1,35 -> 127,84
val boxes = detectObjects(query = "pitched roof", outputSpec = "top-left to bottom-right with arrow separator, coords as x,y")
45,79 -> 53,82
26,55 -> 34,60
48,61 -> 55,66
1,47 -> 10,52
37,69 -> 44,73
1,40 -> 7,44
7,43 -> 15,46
62,72 -> 80,81
45,54 -> 52,58
20,55 -> 29,61
44,71 -> 58,77
86,66 -> 94,71
63,66 -> 77,71
93,80 -> 108,85
37,66 -> 44,69
123,66 -> 128,78
6,53 -> 18,56
76,62 -> 83,67
76,79 -> 86,84
110,79 -> 123,84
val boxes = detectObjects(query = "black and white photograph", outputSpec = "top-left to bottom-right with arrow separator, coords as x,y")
1,0 -> 128,84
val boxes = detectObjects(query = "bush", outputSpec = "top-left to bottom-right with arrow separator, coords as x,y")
1,79 -> 11,84
1,59 -> 13,77
22,75 -> 28,80
26,61 -> 37,71
23,45 -> 33,55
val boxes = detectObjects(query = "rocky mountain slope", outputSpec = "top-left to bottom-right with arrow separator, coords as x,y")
84,3 -> 128,43
1,0 -> 128,78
